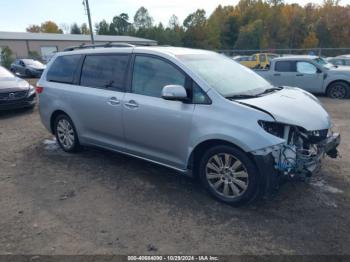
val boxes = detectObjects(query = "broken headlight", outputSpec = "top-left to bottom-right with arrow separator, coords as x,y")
258,120 -> 285,139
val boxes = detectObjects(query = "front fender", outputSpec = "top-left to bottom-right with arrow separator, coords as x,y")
186,93 -> 285,166
324,75 -> 350,91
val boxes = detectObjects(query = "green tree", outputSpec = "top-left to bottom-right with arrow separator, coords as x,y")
133,7 -> 153,30
235,19 -> 264,49
95,20 -> 110,35
0,46 -> 14,69
70,23 -> 82,34
168,15 -> 180,30
282,4 -> 307,48
183,9 -> 208,48
81,23 -> 90,35
111,13 -> 131,34
26,25 -> 41,33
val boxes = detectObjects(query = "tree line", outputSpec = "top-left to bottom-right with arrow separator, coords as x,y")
26,0 -> 350,50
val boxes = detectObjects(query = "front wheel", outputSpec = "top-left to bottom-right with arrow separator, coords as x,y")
54,114 -> 81,152
327,82 -> 349,99
198,145 -> 260,206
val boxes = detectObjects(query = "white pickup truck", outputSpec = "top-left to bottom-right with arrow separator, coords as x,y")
255,55 -> 350,99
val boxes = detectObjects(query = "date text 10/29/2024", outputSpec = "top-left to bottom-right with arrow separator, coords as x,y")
127,256 -> 219,261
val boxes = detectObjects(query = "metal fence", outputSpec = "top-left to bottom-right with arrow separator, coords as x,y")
217,48 -> 350,58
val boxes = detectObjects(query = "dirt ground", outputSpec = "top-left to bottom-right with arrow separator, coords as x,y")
0,86 -> 349,255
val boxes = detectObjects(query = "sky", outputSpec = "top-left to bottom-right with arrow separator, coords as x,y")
0,0 -> 350,32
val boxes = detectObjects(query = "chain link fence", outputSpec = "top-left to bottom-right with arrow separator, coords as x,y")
218,48 -> 350,58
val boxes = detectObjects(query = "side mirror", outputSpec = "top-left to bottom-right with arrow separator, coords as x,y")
161,85 -> 188,101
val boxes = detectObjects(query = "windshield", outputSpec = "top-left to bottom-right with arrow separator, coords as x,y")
313,57 -> 335,69
0,66 -> 14,78
23,59 -> 44,67
178,53 -> 272,97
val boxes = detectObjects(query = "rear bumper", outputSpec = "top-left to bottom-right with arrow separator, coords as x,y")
0,94 -> 37,110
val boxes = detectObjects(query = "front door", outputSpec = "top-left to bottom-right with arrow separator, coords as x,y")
294,61 -> 324,93
123,55 -> 194,170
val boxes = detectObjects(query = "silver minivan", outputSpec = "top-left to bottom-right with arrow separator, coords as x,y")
38,45 -> 340,205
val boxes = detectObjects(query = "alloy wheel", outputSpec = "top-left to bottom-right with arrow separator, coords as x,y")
205,153 -> 249,199
56,119 -> 75,150
329,84 -> 347,99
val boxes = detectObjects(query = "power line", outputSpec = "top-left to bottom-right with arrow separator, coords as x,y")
82,0 -> 94,44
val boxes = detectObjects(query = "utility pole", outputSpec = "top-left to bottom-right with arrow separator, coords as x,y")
83,0 -> 95,44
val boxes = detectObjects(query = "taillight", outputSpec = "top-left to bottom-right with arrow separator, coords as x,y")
36,85 -> 44,94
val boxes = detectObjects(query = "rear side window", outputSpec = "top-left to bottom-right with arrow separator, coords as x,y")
259,54 -> 266,62
275,61 -> 296,72
132,56 -> 186,98
47,55 -> 81,84
80,54 -> 130,90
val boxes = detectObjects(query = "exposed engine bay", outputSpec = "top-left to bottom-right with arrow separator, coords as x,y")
253,121 -> 340,180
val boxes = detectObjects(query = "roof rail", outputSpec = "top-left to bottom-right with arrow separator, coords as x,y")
63,42 -> 135,51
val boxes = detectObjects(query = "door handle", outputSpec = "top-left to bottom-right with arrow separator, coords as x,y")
296,74 -> 304,76
107,97 -> 120,106
124,100 -> 139,109
273,73 -> 281,76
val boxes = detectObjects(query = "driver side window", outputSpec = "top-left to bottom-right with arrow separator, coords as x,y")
132,56 -> 186,98
297,62 -> 317,74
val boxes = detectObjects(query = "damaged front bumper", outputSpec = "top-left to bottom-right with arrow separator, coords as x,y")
251,130 -> 340,194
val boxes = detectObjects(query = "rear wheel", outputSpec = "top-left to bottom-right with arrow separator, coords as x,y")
54,114 -> 81,152
327,81 -> 349,99
198,145 -> 260,206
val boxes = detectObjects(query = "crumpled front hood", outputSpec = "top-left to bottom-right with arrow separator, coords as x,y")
238,87 -> 331,131
0,77 -> 30,92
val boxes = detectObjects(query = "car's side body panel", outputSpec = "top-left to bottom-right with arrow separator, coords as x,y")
256,56 -> 350,94
38,47 -> 337,176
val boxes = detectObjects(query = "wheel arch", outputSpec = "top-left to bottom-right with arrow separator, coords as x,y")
326,79 -> 350,95
187,139 -> 252,176
50,109 -> 70,134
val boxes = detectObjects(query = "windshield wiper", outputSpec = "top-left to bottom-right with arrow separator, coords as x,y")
258,87 -> 282,95
226,94 -> 259,99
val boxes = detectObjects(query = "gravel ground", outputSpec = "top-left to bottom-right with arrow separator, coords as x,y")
0,89 -> 349,255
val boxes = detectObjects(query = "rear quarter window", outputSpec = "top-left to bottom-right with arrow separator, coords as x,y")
80,54 -> 130,90
46,55 -> 82,84
275,61 -> 296,72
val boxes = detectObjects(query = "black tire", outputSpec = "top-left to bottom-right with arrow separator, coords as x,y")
54,114 -> 81,153
198,145 -> 261,206
327,81 -> 349,99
